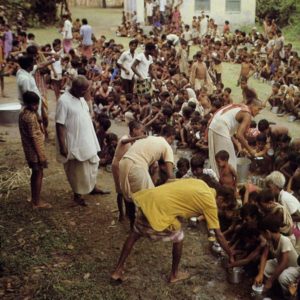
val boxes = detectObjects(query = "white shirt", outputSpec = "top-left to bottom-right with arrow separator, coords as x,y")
181,31 -> 192,42
63,19 -> 73,40
80,24 -> 93,46
279,190 -> 300,229
55,91 -> 100,163
16,68 -> 42,114
159,0 -> 166,11
166,34 -> 180,45
117,50 -> 136,80
146,2 -> 154,17
135,52 -> 153,80
50,49 -> 63,79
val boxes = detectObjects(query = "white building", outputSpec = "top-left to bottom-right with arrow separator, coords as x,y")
128,0 -> 256,26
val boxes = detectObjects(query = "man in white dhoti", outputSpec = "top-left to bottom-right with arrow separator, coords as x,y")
208,99 -> 263,179
56,76 -> 106,206
119,125 -> 176,228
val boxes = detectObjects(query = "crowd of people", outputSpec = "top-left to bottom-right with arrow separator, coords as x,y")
1,1 -> 300,298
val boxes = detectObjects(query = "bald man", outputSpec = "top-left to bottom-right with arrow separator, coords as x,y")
56,76 -> 104,206
208,99 -> 264,178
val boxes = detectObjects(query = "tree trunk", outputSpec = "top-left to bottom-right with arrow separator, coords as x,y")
102,0 -> 107,8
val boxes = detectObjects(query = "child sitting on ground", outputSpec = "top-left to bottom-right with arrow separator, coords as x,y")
255,214 -> 299,298
96,116 -> 111,150
251,133 -> 271,174
176,157 -> 190,178
19,91 -> 51,209
183,154 -> 218,182
215,150 -> 237,190
264,82 -> 281,109
99,133 -> 118,169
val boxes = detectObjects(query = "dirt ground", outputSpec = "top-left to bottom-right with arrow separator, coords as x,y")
0,6 -> 299,300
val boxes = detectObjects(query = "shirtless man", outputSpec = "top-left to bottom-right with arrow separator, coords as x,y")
190,51 -> 207,91
112,121 -> 145,221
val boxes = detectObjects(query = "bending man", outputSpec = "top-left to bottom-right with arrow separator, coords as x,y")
119,125 -> 175,227
111,178 -> 234,283
208,99 -> 263,178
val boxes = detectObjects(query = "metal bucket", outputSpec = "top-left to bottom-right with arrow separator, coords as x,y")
227,267 -> 244,284
237,157 -> 251,183
271,106 -> 279,114
0,102 -> 21,124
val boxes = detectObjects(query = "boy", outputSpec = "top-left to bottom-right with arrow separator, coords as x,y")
264,82 -> 281,109
222,87 -> 233,105
238,55 -> 255,86
183,155 -> 218,182
19,91 -> 51,209
215,150 -> 237,189
255,214 -> 299,298
112,121 -> 145,222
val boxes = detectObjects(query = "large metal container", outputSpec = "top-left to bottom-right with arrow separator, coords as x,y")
0,102 -> 21,124
237,157 -> 251,183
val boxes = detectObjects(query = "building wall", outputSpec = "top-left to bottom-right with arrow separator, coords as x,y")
68,0 -> 123,7
180,0 -> 256,26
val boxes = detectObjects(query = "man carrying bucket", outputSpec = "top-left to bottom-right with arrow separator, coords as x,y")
208,99 -> 263,179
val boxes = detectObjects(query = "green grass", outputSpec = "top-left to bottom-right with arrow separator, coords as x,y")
240,2 -> 300,52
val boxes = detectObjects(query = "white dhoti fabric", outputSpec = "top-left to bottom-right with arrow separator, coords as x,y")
64,155 -> 99,195
119,158 -> 154,201
194,78 -> 205,91
264,259 -> 300,293
208,129 -> 237,179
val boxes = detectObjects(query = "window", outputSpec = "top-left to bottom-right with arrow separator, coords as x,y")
195,0 -> 210,11
226,0 -> 241,12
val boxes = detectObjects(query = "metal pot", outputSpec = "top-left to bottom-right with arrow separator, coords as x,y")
220,256 -> 229,268
271,106 -> 279,114
211,242 -> 222,255
251,284 -> 265,300
189,217 -> 198,228
267,148 -> 274,156
227,267 -> 244,284
0,102 -> 21,124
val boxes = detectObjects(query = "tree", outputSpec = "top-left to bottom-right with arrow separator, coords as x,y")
0,0 -> 59,26
256,0 -> 297,27
102,0 -> 107,8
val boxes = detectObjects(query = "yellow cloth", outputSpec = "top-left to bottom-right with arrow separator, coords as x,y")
132,178 -> 220,232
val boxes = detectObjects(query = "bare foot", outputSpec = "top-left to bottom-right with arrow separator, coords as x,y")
169,271 -> 190,283
33,202 -> 52,209
111,270 -> 126,283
